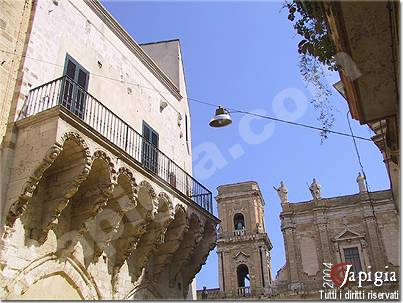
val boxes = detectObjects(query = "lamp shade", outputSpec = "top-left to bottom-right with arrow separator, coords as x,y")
209,106 -> 232,127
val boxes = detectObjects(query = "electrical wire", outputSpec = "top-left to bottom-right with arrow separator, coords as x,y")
346,111 -> 372,191
193,98 -> 372,141
1,48 -> 373,142
0,49 -> 183,114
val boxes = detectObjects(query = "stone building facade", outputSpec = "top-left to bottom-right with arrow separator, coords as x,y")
197,182 -> 273,299
0,0 -> 218,299
272,176 -> 399,299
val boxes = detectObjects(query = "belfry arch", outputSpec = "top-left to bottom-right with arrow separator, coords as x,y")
233,213 -> 245,231
237,264 -> 250,288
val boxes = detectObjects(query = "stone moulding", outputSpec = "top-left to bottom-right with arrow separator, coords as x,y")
58,149 -> 120,255
109,181 -> 162,278
124,281 -> 162,300
126,193 -> 176,283
3,254 -> 101,300
158,192 -> 175,217
86,150 -> 118,217
182,222 -> 217,288
156,192 -> 176,236
152,204 -> 188,279
28,133 -> 94,245
168,213 -> 204,287
138,180 -> 159,221
6,144 -> 62,226
89,168 -> 139,261
117,166 -> 139,209
93,149 -> 118,185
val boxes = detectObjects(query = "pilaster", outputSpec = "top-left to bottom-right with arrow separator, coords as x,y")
314,208 -> 332,264
361,198 -> 386,270
280,215 -> 300,287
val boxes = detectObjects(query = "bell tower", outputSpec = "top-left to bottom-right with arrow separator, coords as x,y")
216,181 -> 273,298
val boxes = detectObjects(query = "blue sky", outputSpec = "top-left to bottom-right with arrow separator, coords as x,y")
102,0 -> 390,290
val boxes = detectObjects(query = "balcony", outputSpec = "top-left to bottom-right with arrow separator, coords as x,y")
217,229 -> 249,240
1,75 -> 218,299
18,75 -> 213,214
237,286 -> 251,296
234,229 -> 246,236
217,229 -> 272,250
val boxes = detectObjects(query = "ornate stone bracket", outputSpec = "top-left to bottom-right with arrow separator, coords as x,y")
181,222 -> 217,297
6,144 -> 63,226
137,181 -> 158,220
126,192 -> 175,282
168,214 -> 203,288
152,205 -> 188,278
6,132 -> 92,245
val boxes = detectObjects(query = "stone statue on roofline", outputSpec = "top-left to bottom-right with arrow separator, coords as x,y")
201,286 -> 208,299
273,181 -> 288,205
309,178 -> 321,200
356,172 -> 367,193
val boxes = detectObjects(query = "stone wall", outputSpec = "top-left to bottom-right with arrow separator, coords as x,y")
0,0 -> 35,144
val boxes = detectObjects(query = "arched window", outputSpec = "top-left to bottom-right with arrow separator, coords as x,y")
237,264 -> 250,288
233,213 -> 245,231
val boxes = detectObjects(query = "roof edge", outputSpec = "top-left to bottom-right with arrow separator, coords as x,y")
86,0 -> 182,101
217,180 -> 260,190
139,38 -> 180,46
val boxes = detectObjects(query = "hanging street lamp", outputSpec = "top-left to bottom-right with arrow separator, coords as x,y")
209,106 -> 233,128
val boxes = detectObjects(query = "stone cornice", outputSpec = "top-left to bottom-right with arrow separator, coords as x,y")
84,0 -> 183,101
215,191 -> 265,206
280,190 -> 393,214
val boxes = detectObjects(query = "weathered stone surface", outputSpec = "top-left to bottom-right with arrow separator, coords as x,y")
0,0 -> 35,143
0,121 -> 217,299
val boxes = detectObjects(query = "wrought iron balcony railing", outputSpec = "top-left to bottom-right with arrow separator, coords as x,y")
19,75 -> 213,214
237,286 -> 251,296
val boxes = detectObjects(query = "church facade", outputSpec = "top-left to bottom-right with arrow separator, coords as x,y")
273,176 -> 399,298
